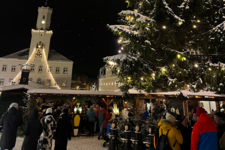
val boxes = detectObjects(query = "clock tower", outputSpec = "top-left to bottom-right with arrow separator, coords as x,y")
28,6 -> 53,60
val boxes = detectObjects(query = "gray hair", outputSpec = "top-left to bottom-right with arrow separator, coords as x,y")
8,103 -> 18,110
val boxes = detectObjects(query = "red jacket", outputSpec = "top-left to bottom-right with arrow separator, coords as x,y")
191,113 -> 218,150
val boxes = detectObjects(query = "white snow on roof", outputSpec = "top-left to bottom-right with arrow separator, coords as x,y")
1,48 -> 73,62
27,89 -> 124,96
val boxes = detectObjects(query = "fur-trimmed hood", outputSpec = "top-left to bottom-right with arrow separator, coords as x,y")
160,119 -> 175,131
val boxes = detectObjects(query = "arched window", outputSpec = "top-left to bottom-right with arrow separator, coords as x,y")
37,78 -> 41,84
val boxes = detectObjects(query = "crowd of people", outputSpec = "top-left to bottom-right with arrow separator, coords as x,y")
0,102 -> 225,150
154,107 -> 225,150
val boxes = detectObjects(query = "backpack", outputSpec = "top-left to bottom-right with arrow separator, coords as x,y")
157,128 -> 172,150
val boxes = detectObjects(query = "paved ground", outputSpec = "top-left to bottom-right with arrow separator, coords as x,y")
0,135 -> 107,150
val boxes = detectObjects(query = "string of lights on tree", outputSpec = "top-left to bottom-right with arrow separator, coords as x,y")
107,0 -> 225,94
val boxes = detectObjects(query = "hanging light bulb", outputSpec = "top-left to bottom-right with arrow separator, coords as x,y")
141,77 -> 144,81
194,64 -> 198,68
193,25 -> 197,28
152,73 -> 155,77
128,77 -> 131,80
118,39 -> 122,43
162,68 -> 166,72
162,26 -> 166,29
178,22 -> 183,25
187,84 -> 190,88
177,54 -> 181,59
121,47 -> 124,50
209,68 -> 211,71
172,64 -> 175,67
118,50 -> 121,53
197,20 -> 200,23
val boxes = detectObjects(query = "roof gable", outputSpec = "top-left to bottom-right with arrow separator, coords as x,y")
1,48 -> 73,62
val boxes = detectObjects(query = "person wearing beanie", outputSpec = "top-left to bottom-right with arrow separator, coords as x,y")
156,113 -> 183,150
191,107 -> 218,150
53,107 -> 62,122
214,112 -> 225,150
37,107 -> 57,150
0,103 -> 22,150
178,116 -> 192,150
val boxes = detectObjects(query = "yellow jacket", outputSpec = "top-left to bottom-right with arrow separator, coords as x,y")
158,119 -> 183,150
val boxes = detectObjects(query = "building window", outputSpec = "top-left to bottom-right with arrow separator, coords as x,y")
46,79 -> 51,86
48,67 -> 52,72
43,15 -> 45,19
62,80 -> 67,87
31,66 -> 34,72
39,66 -> 43,72
2,65 -> 7,71
37,78 -> 41,84
0,79 -> 4,85
56,67 -> 60,74
11,66 -> 16,72
29,78 -> 33,81
55,81 -> 58,86
9,79 -> 13,85
63,67 -> 68,74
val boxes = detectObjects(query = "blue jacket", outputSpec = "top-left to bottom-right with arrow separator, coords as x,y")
191,113 -> 218,150
143,111 -> 148,120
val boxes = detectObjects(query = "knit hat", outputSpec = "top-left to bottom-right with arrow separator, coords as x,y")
196,107 -> 205,117
214,112 -> 223,120
166,113 -> 176,123
46,108 -> 52,114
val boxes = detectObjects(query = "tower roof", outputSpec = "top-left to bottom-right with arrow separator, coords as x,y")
1,48 -> 73,62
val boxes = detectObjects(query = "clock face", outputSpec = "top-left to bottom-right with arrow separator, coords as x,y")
35,49 -> 42,58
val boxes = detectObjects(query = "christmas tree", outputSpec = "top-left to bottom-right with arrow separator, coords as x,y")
107,0 -> 225,94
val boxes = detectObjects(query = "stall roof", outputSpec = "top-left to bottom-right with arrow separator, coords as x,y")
0,85 -> 35,91
27,89 -> 124,96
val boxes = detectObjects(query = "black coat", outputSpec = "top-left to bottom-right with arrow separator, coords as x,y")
217,123 -> 225,150
21,109 -> 43,150
54,109 -> 72,150
178,123 -> 192,150
0,107 -> 22,149
53,110 -> 62,122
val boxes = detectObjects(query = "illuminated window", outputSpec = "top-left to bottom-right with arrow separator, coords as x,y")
63,67 -> 68,74
31,66 -> 34,72
39,66 -> 43,72
56,67 -> 60,74
2,65 -> 7,71
46,79 -> 51,86
37,78 -> 41,84
62,80 -> 67,87
11,66 -> 16,72
0,79 -> 4,85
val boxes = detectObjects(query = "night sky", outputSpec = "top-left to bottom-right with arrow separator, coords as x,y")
0,0 -> 128,78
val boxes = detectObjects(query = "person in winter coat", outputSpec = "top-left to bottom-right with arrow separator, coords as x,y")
53,107 -> 62,122
80,104 -> 88,134
143,109 -> 149,120
37,108 -> 57,150
87,107 -> 96,136
104,109 -> 111,138
21,109 -> 42,150
0,103 -> 22,150
191,107 -> 218,150
158,113 -> 183,150
191,112 -> 197,127
178,116 -> 192,150
214,112 -> 225,150
98,106 -> 105,140
54,108 -> 71,150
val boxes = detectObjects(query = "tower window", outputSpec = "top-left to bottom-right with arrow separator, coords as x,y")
43,15 -> 45,19
39,66 -> 43,72
0,79 -> 4,85
2,65 -> 7,71
9,79 -> 13,85
37,78 -> 41,84
63,67 -> 68,74
11,66 -> 16,72
31,66 -> 35,72
56,67 -> 60,74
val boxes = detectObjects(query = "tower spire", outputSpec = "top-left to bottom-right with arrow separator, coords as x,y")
45,0 -> 48,6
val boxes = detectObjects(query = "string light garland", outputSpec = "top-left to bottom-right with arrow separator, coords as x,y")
193,25 -> 197,28
194,64 -> 198,68
178,21 -> 183,25
118,50 -> 121,53
162,26 -> 166,29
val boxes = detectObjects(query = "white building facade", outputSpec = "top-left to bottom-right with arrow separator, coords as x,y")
0,6 -> 73,89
